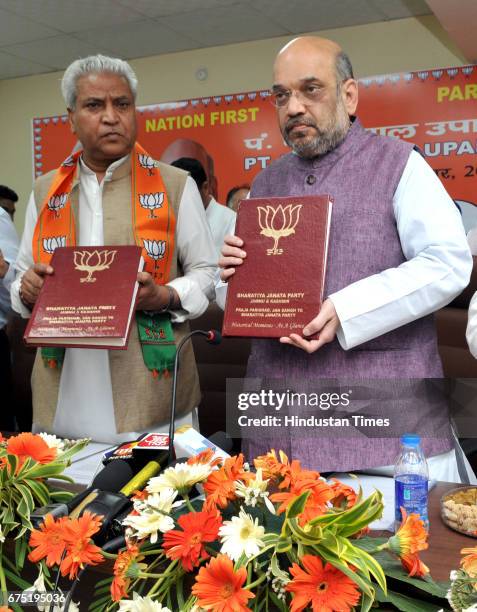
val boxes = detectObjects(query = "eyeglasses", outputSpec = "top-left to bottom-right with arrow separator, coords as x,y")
269,85 -> 325,108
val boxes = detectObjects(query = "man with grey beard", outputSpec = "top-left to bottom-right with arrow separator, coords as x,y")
218,36 -> 474,482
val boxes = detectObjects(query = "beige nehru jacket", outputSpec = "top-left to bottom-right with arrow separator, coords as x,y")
31,158 -> 201,433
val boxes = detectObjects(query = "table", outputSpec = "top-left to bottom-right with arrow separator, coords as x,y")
422,481 -> 475,581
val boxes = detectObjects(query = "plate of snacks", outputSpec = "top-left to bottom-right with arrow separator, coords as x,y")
441,486 -> 477,537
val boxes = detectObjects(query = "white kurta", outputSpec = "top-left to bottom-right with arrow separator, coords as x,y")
205,197 -> 236,258
0,208 -> 19,328
12,156 -> 216,443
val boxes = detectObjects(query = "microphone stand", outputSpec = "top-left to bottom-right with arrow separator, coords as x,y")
168,329 -> 221,465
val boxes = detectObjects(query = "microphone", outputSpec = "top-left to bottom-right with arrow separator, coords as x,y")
168,329 -> 222,463
30,459 -> 134,528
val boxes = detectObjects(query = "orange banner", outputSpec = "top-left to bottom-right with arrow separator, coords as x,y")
33,64 -> 477,206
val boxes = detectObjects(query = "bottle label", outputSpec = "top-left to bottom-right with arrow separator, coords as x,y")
395,475 -> 429,527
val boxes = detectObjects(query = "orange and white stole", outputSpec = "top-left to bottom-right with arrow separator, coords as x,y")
32,143 -> 177,376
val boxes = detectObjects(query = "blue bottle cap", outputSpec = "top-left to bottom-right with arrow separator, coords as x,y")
401,433 -> 420,446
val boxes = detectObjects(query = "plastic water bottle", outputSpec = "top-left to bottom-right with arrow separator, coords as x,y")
394,433 -> 429,531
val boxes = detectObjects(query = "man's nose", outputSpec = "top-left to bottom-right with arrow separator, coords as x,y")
102,102 -> 119,123
286,91 -> 307,116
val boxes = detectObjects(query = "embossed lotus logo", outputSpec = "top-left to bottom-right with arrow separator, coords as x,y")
73,249 -> 117,283
43,236 -> 66,254
47,193 -> 68,217
258,204 -> 302,255
138,154 -> 155,175
139,192 -> 164,218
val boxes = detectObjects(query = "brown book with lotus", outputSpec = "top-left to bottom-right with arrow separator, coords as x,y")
24,245 -> 144,349
222,195 -> 333,338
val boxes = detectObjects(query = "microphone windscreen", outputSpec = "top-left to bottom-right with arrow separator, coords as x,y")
92,459 -> 134,492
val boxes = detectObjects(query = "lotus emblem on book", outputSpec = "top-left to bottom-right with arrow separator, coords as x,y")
258,204 -> 302,255
43,236 -> 66,254
138,154 -> 155,175
139,192 -> 164,218
74,249 -> 117,283
47,193 -> 68,217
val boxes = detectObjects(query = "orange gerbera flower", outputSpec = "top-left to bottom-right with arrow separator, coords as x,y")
271,475 -> 333,520
7,432 -> 57,465
28,513 -> 68,566
59,512 -> 105,579
286,554 -> 360,612
329,478 -> 358,510
400,552 -> 430,577
254,449 -> 290,481
111,543 -> 143,602
0,607 -> 13,612
187,448 -> 222,468
203,454 -> 252,510
163,509 -> 222,571
192,553 -> 254,611
388,507 -> 428,556
461,547 -> 477,577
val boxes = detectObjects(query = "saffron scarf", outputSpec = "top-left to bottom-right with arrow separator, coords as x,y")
32,143 -> 177,376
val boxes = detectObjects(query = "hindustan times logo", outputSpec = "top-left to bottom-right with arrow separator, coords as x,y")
237,389 -> 351,412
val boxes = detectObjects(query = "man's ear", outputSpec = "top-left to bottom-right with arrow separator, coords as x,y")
341,78 -> 358,116
67,108 -> 77,135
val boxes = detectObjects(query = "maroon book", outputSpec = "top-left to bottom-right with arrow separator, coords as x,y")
222,195 -> 332,338
24,246 -> 144,349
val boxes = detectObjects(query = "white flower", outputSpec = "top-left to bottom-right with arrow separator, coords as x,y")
450,570 -> 458,582
147,462 -> 212,495
38,432 -> 65,453
122,511 -> 174,544
123,488 -> 177,543
235,468 -> 275,514
219,508 -> 265,561
463,606 -> 477,612
119,592 -> 171,611
0,525 -> 4,543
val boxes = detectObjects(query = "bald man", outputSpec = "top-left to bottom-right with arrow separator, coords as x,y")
219,37 -> 473,481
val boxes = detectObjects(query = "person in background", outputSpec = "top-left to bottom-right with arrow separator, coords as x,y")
0,184 -> 18,221
11,55 -> 216,444
0,199 -> 20,430
218,36 -> 473,482
226,184 -> 250,213
171,157 -> 236,258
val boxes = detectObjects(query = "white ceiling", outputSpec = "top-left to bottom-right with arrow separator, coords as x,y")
0,0 -> 435,80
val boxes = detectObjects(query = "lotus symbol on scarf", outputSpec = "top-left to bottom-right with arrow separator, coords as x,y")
47,193 -> 68,217
138,154 -> 156,175
42,236 -> 66,254
143,239 -> 166,277
257,204 -> 302,255
139,193 -> 164,219
73,249 -> 117,283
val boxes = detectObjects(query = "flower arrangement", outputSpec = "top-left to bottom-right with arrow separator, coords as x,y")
0,432 -> 88,606
23,448 -> 453,611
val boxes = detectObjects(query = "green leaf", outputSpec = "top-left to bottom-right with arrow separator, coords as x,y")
314,544 -> 376,599
3,567 -> 33,590
270,554 -> 289,582
14,536 -> 28,571
24,478 -> 50,506
286,490 -> 310,519
360,591 -> 374,612
269,590 -> 288,611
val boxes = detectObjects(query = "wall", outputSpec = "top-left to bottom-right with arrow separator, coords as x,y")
0,15 -> 465,233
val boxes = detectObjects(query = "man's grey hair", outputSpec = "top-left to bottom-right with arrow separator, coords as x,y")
335,51 -> 354,82
61,54 -> 138,109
